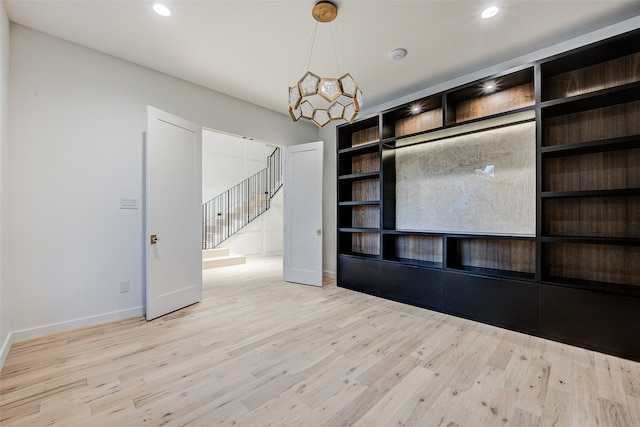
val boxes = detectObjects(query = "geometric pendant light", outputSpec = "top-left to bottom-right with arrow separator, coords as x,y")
288,1 -> 363,127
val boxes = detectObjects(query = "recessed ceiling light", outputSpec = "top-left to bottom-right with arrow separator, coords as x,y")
151,2 -> 171,17
481,6 -> 500,19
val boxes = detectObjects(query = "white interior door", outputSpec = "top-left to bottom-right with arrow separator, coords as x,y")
284,141 -> 323,286
146,106 -> 202,320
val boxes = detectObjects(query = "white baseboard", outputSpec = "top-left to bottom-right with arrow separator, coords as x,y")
0,335 -> 12,371
0,306 -> 144,371
245,251 -> 283,258
323,269 -> 336,279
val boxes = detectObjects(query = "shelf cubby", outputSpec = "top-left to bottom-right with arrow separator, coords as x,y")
337,144 -> 380,177
445,67 -> 534,125
542,97 -> 640,147
339,205 -> 380,229
543,146 -> 640,192
543,242 -> 640,287
351,153 -> 379,175
542,195 -> 640,239
339,231 -> 380,257
382,233 -> 443,268
446,237 -> 535,280
337,115 -> 380,150
543,52 -> 640,101
382,95 -> 443,139
338,177 -> 380,204
541,82 -> 640,118
541,28 -> 640,101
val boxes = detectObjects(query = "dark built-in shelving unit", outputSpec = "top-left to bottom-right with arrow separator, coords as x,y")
336,28 -> 640,361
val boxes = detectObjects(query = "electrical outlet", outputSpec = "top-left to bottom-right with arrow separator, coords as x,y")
120,280 -> 130,293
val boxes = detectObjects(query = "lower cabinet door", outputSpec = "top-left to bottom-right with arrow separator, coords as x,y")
539,284 -> 640,361
337,256 -> 380,296
379,263 -> 443,310
443,271 -> 537,334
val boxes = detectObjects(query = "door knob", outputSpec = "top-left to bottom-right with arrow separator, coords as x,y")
316,229 -> 322,236
150,234 -> 158,244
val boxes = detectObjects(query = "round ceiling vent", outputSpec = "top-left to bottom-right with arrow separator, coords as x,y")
388,48 -> 408,61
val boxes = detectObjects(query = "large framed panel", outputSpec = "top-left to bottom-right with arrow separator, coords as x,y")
396,121 -> 536,236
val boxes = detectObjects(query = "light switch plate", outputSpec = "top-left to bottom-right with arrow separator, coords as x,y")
120,198 -> 138,209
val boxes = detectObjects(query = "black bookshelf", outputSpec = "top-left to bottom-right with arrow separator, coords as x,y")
336,28 -> 640,361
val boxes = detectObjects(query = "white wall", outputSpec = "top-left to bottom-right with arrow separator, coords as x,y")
318,16 -> 640,277
2,24 -> 317,361
202,130 -> 273,203
222,189 -> 284,257
0,1 -> 10,365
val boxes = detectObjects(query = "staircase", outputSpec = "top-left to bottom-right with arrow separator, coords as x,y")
202,146 -> 283,269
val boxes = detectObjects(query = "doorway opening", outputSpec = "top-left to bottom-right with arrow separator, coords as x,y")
201,129 -> 284,270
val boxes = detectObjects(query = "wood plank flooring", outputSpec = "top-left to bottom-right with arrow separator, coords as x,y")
1,256 -> 640,426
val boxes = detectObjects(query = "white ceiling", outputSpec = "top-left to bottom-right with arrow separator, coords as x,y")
5,1 -> 640,116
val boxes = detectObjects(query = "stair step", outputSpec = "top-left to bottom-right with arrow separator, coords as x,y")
202,254 -> 246,270
202,248 -> 229,259
249,194 -> 269,202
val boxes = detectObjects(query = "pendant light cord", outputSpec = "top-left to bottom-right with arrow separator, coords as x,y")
303,5 -> 350,77
303,21 -> 319,73
330,21 -> 350,76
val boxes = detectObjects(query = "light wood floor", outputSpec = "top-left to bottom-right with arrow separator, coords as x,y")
2,256 -> 639,426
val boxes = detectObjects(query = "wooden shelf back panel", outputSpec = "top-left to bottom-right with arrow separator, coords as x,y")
351,178 -> 380,201
352,232 -> 380,256
543,196 -> 640,239
352,126 -> 380,147
543,100 -> 640,146
351,206 -> 380,229
544,52 -> 640,101
544,147 -> 640,192
454,82 -> 534,123
456,239 -> 535,273
544,242 -> 640,286
394,235 -> 443,263
352,153 -> 380,174
394,108 -> 443,137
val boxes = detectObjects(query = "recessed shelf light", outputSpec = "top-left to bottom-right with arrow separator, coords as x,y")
151,1 -> 171,17
481,6 -> 500,19
483,81 -> 497,93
